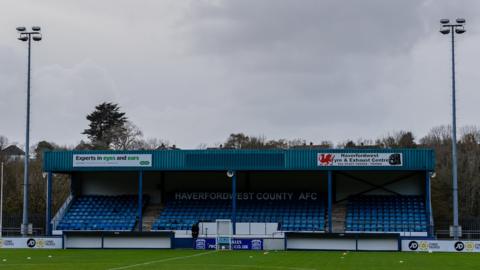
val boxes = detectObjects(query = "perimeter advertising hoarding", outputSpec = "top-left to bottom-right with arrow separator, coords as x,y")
318,153 -> 402,167
0,237 -> 62,249
73,154 -> 152,167
402,240 -> 480,252
194,238 -> 263,250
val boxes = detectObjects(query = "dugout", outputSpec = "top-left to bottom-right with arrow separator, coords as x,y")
43,149 -> 435,250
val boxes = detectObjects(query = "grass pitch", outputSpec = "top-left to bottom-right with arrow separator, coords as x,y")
0,249 -> 479,270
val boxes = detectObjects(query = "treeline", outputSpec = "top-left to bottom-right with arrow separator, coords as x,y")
221,127 -> 480,225
1,102 -> 479,229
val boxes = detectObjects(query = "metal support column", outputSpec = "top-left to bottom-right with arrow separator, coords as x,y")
328,171 -> 333,233
21,36 -> 32,236
426,171 -> 433,237
450,27 -> 460,240
138,171 -> 143,232
1,162 -> 4,237
231,171 -> 237,235
46,171 -> 52,236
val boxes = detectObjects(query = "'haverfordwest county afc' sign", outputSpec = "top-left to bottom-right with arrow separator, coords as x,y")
318,153 -> 402,167
73,154 -> 152,167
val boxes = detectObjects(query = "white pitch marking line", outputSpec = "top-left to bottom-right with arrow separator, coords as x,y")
106,251 -> 217,270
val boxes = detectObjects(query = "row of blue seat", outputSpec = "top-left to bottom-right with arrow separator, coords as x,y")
153,198 -> 325,231
345,195 -> 428,233
57,195 -> 148,231
56,194 -> 428,234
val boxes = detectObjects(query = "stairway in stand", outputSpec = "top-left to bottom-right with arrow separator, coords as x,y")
330,202 -> 347,233
141,204 -> 163,231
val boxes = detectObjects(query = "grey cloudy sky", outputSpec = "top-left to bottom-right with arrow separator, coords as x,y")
1,0 -> 479,148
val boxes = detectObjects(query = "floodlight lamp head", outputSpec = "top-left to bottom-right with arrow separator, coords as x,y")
226,170 -> 235,178
32,35 -> 42,41
456,18 -> 466,24
440,28 -> 450,35
455,28 -> 466,34
18,36 -> 29,42
16,26 -> 26,32
440,19 -> 450,24
32,26 -> 41,31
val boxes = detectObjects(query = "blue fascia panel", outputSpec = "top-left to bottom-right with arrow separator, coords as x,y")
43,148 -> 434,172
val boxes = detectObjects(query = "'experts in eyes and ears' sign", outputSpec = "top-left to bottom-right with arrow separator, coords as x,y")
318,153 -> 402,167
73,154 -> 152,167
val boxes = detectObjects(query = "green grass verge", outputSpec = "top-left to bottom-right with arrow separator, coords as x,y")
0,249 -> 479,270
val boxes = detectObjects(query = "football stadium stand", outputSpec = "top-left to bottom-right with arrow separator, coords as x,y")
345,195 -> 427,233
57,195 -> 148,231
44,149 -> 435,250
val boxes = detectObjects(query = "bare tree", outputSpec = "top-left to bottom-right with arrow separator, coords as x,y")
137,138 -> 171,150
112,121 -> 144,150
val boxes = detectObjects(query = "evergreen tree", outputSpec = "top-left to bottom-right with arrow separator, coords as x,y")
82,102 -> 127,149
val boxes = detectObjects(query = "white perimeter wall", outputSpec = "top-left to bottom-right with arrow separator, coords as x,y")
103,236 -> 170,248
64,235 -> 171,249
288,238 -> 356,250
287,238 -> 399,251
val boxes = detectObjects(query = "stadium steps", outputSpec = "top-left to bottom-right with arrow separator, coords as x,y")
141,204 -> 164,231
330,202 -> 347,233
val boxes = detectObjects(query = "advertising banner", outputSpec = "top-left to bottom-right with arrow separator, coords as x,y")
194,238 -> 217,250
232,238 -> 263,250
402,240 -> 480,252
0,237 -> 62,249
194,238 -> 264,250
318,153 -> 402,167
73,154 -> 152,167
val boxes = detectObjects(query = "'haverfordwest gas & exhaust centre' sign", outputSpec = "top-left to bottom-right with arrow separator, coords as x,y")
318,153 -> 402,167
73,154 -> 152,167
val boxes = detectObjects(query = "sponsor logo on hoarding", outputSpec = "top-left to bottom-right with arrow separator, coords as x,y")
45,239 -> 57,247
317,153 -> 403,167
465,242 -> 475,252
0,239 -> 14,248
428,242 -> 440,250
27,238 -> 36,248
408,241 -> 418,251
454,241 -> 465,251
73,154 -> 152,167
195,239 -> 206,250
318,154 -> 335,166
251,240 -> 263,250
419,241 -> 429,251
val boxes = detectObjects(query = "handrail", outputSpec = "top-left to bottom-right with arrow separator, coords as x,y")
51,194 -> 73,230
